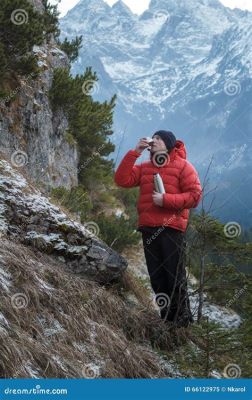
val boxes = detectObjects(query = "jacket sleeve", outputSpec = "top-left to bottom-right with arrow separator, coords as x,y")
114,149 -> 142,188
163,160 -> 202,210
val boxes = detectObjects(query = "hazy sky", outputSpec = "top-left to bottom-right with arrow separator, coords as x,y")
53,0 -> 252,16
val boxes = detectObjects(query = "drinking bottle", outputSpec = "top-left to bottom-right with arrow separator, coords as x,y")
154,173 -> 166,194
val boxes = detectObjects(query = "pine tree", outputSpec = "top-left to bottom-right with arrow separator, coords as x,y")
49,66 -> 116,189
187,211 -> 251,322
41,0 -> 61,41
0,0 -> 44,77
58,36 -> 83,63
0,0 -> 62,88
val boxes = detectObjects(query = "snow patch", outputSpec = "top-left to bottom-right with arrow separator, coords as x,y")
37,315 -> 67,338
0,261 -> 12,293
0,311 -> 10,336
36,276 -> 55,292
23,361 -> 41,378
188,289 -> 242,329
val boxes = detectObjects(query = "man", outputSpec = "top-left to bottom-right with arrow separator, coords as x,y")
114,130 -> 202,327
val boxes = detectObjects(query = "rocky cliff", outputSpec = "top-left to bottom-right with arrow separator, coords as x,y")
0,0 -> 78,191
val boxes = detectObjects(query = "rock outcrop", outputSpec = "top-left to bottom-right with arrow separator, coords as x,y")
0,159 -> 127,284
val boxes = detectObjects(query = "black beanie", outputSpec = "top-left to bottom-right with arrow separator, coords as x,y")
152,130 -> 177,152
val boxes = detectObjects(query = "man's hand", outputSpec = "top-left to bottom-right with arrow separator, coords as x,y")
135,138 -> 151,153
152,190 -> 164,207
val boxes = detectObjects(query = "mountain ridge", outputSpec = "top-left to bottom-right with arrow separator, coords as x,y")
59,0 -> 252,227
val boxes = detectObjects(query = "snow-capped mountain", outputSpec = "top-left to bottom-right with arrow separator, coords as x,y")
60,0 -> 252,228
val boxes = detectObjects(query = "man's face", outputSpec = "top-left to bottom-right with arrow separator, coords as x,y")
150,135 -> 167,153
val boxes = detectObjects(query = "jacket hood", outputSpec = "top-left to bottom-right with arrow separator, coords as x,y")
171,140 -> 187,160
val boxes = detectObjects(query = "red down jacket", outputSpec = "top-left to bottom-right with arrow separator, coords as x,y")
114,140 -> 203,232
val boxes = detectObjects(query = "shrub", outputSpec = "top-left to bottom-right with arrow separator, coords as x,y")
94,212 -> 140,252
50,186 -> 92,220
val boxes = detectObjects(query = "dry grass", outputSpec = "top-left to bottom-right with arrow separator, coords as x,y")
117,269 -> 152,308
0,238 -> 189,378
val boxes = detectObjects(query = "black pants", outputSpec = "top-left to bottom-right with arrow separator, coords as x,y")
141,227 -> 193,323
